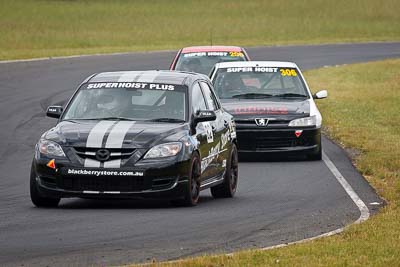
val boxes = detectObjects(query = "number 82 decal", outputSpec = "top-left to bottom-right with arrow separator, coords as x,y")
280,69 -> 297,76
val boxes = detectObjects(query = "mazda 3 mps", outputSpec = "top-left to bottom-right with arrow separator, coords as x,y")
210,61 -> 327,159
31,71 -> 238,207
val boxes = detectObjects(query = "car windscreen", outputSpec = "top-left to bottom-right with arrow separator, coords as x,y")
212,67 -> 309,99
63,82 -> 187,122
174,51 -> 246,75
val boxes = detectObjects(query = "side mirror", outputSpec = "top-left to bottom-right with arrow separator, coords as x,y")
313,90 -> 328,99
46,105 -> 63,118
194,110 -> 216,124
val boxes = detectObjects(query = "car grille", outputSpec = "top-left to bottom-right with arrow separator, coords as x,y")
235,119 -> 290,129
73,147 -> 136,161
237,131 -> 313,151
256,137 -> 295,149
58,175 -> 177,192
59,176 -> 146,192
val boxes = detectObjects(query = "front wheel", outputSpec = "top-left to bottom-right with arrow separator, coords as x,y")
30,164 -> 60,208
171,153 -> 201,207
211,144 -> 238,198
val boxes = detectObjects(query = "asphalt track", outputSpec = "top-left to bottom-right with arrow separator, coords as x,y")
0,42 -> 399,266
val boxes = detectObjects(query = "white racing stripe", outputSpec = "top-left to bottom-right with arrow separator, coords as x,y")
84,121 -> 115,167
84,158 -> 101,168
117,71 -> 142,82
103,121 -> 135,168
136,72 -> 158,83
86,121 -> 115,148
104,160 -> 122,168
83,191 -> 99,194
105,121 -> 135,148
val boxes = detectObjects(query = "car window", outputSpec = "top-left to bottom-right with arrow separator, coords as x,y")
212,67 -> 309,99
191,82 -> 207,114
63,83 -> 187,121
174,51 -> 246,75
199,81 -> 219,111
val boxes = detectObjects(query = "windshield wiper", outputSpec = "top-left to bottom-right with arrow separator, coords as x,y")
231,93 -> 273,99
273,93 -> 308,98
147,118 -> 185,123
99,117 -> 137,121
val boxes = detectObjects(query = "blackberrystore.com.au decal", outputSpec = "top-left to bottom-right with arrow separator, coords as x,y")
66,169 -> 144,177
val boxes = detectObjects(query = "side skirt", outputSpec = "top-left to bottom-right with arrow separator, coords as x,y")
200,172 -> 225,191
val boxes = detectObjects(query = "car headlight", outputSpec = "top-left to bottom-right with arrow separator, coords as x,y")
37,139 -> 66,157
288,116 -> 316,127
144,142 -> 182,159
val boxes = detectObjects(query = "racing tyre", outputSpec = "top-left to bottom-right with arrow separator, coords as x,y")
30,164 -> 60,208
308,144 -> 322,161
171,153 -> 201,207
211,144 -> 238,198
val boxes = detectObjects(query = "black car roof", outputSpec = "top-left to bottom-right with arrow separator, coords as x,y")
87,70 -> 207,86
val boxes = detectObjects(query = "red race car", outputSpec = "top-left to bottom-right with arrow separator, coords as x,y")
170,46 -> 250,75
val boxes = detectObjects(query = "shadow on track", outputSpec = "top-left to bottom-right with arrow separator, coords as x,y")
239,152 -> 310,162
55,195 -> 216,209
52,154 -> 309,209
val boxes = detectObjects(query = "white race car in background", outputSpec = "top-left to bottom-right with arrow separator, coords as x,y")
210,61 -> 327,159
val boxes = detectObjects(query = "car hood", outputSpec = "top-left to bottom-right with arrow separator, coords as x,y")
43,120 -> 188,148
220,99 -> 310,119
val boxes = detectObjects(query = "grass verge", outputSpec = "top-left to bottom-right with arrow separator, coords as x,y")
1,0 -> 400,60
132,59 -> 400,266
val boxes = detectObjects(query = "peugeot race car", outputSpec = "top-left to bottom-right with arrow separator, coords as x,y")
31,71 -> 238,207
170,46 -> 250,75
210,61 -> 327,160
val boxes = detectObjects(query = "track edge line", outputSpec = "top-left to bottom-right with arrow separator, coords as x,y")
141,151 -> 370,266
255,151 -> 370,252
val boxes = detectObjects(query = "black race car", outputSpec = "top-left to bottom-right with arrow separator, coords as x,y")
210,61 -> 327,160
31,71 -> 238,207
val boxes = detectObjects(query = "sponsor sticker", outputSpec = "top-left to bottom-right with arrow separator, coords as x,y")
254,67 -> 278,73
227,67 -> 253,73
183,51 -> 244,57
234,106 -> 289,115
47,159 -> 56,170
207,52 -> 228,57
203,122 -> 214,143
183,52 -> 207,57
87,82 -> 175,91
201,141 -> 220,173
229,51 -> 244,57
226,67 -> 278,73
280,68 -> 297,76
65,168 -> 144,177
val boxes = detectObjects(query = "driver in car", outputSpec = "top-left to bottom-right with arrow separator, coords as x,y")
220,73 -> 245,98
181,58 -> 204,74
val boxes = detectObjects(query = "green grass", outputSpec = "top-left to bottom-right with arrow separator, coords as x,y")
130,59 -> 400,266
1,0 -> 400,60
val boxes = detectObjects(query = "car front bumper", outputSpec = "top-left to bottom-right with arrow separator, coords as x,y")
33,157 -> 191,200
236,127 -> 321,154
